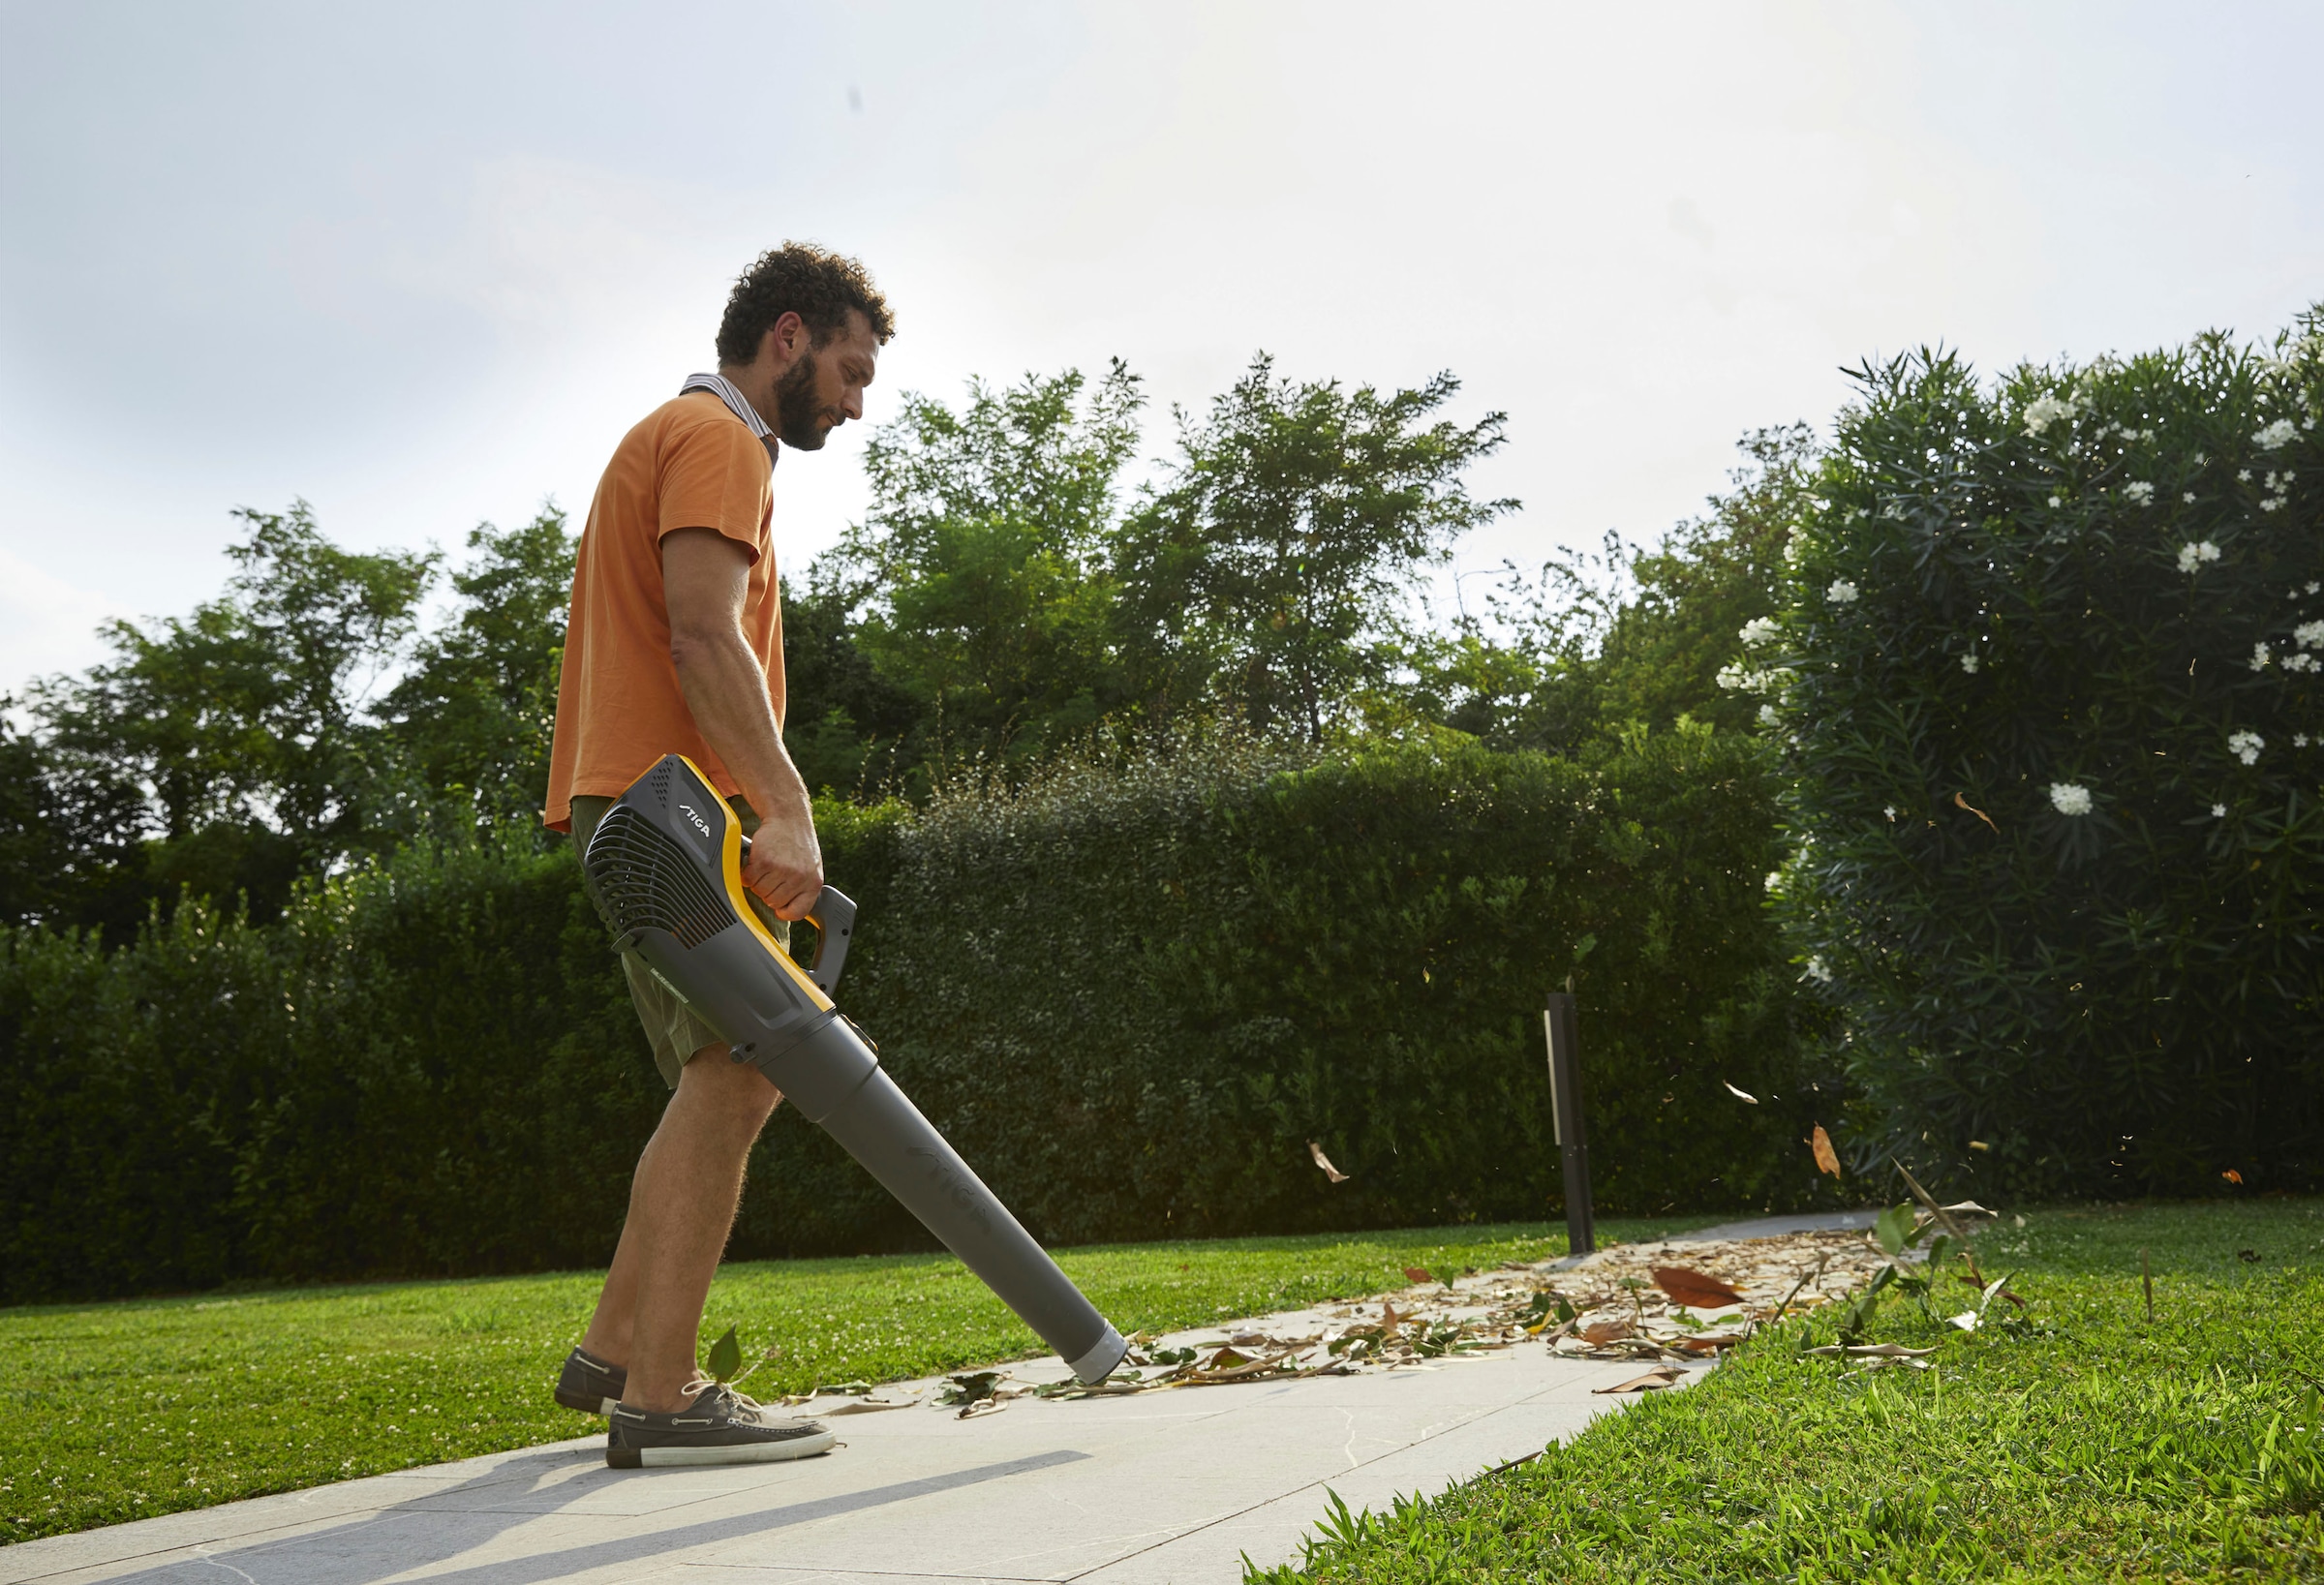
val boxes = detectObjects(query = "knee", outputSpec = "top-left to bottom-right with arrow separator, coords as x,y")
678,1046 -> 783,1128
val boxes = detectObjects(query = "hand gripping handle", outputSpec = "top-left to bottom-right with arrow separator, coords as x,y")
737,835 -> 857,995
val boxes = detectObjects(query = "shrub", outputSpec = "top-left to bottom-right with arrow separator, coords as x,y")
0,842 -> 662,1302
1758,312 -> 2324,1199
0,732 -> 1825,1300
743,728 -> 1835,1254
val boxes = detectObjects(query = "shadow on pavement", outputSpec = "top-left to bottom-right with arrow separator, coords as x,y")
92,1446 -> 1092,1585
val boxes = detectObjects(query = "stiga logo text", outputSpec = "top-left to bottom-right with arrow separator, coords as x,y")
677,804 -> 714,839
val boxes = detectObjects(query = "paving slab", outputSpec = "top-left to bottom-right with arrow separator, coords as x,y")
1,1301 -> 1697,1585
1667,1209 -> 1882,1242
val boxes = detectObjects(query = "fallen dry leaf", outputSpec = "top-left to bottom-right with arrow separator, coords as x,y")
2222,1169 -> 2244,1185
1309,1142 -> 1350,1183
1402,1266 -> 1434,1285
1724,1081 -> 1759,1104
1651,1265 -> 1745,1309
1595,1367 -> 1684,1394
1811,1124 -> 1842,1178
822,1395 -> 921,1415
956,1398 -> 1007,1419
1954,790 -> 1999,834
1579,1319 -> 1636,1345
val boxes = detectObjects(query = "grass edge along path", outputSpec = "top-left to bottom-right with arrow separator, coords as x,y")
1,1217 -> 1700,1545
1246,1200 -> 2324,1585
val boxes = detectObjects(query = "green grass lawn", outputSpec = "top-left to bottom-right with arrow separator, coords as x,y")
0,1215 -> 1698,1545
1249,1200 -> 2324,1584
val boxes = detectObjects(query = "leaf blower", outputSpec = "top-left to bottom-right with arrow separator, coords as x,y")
581,753 -> 1129,1386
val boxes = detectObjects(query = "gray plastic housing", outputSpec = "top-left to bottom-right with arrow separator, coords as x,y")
581,754 -> 1127,1386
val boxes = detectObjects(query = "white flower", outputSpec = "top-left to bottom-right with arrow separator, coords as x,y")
2178,540 -> 2220,573
1826,579 -> 1860,605
2298,620 -> 2324,649
2213,804 -> 2228,818
2024,392 -> 2081,435
2239,469 -> 2252,482
2260,498 -> 2284,513
2184,491 -> 2198,503
1738,617 -> 1781,648
2228,730 -> 2265,766
2202,541 -> 2222,563
2049,782 -> 2094,816
2297,734 -> 2312,747
1883,806 -> 1897,820
1803,956 -> 1834,985
2252,642 -> 2273,670
1765,871 -> 1783,892
2193,452 -> 2208,466
2047,495 -> 2064,508
1758,704 -> 1779,726
2307,583 -> 2321,594
1960,653 -> 1980,674
2287,653 -> 2320,673
2123,480 -> 2156,504
2255,417 -> 2300,450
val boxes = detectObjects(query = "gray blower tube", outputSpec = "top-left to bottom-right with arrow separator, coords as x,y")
581,754 -> 1128,1387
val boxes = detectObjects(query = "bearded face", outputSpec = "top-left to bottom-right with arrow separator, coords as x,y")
772,349 -> 836,450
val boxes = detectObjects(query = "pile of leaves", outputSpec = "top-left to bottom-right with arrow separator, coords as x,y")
763,1224 -> 1964,1421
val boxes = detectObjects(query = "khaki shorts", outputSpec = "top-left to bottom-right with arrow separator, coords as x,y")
569,793 -> 791,1090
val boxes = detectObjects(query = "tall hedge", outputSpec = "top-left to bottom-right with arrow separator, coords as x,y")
1757,312 -> 2324,1199
0,845 -> 664,1303
752,729 -> 1833,1255
0,732 -> 1825,1302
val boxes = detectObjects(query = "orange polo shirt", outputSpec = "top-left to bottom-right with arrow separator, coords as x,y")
543,390 -> 784,831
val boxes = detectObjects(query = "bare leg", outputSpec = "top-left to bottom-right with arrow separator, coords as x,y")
580,1047 -> 781,1412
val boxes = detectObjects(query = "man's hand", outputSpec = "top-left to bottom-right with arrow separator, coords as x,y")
663,526 -> 823,918
743,807 -> 823,921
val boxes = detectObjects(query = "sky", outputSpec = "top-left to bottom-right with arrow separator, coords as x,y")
2,0 -> 2320,692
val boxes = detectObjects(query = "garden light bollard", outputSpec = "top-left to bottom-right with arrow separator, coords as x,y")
1544,992 -> 1595,1256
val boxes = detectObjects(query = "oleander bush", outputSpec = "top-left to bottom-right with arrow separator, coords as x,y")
0,732 -> 1830,1301
1754,310 -> 2324,1200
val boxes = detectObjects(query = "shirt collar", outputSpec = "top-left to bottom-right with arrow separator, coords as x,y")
680,372 -> 780,464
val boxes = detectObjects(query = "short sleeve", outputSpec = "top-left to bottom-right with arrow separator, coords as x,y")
657,414 -> 771,561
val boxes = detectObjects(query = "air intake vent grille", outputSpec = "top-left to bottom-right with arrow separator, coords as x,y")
585,807 -> 736,949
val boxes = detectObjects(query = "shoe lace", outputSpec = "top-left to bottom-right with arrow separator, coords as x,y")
676,1376 -> 765,1417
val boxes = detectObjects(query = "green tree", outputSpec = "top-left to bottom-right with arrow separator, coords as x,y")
32,503 -> 435,920
377,506 -> 575,831
805,363 -> 1146,777
1397,425 -> 1818,753
0,704 -> 150,933
1115,356 -> 1514,742
1594,423 -> 1817,732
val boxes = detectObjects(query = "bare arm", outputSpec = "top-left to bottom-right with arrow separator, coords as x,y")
662,527 -> 822,919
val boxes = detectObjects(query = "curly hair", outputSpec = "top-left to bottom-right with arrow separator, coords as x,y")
715,242 -> 896,365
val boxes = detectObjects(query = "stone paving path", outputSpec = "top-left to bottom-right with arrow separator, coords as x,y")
4,1216 -> 1887,1585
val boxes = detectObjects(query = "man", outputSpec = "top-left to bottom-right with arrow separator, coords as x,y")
541,243 -> 894,1467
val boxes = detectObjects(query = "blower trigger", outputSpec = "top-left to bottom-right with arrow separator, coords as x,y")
737,835 -> 857,995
